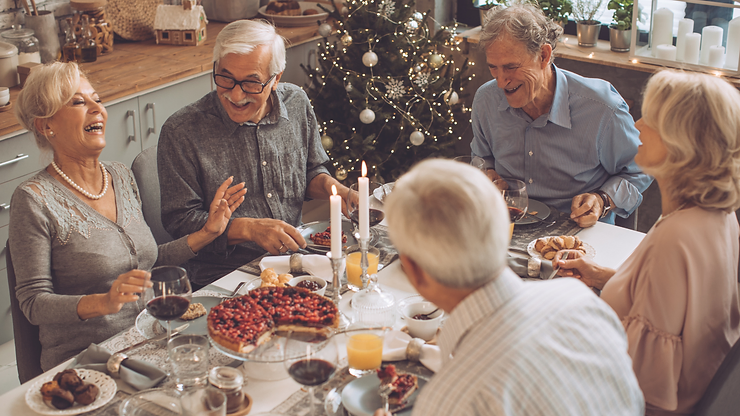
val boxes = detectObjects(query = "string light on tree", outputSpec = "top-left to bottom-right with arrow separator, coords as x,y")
360,108 -> 376,124
410,130 -> 425,146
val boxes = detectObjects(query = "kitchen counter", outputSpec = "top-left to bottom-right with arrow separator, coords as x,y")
0,21 -> 324,138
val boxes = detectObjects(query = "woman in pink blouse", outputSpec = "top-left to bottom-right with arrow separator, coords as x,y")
554,69 -> 740,415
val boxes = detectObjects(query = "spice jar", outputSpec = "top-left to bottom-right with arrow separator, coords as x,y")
70,0 -> 113,55
208,366 -> 245,413
0,26 -> 40,65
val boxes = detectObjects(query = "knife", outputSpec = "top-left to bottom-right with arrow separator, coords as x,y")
114,323 -> 189,355
546,252 -> 569,280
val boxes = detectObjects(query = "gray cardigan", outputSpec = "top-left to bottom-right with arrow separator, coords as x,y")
9,162 -> 195,370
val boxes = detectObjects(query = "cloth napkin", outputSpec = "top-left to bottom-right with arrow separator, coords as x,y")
259,254 -> 344,281
71,343 -> 167,390
508,256 -> 555,280
382,330 -> 442,373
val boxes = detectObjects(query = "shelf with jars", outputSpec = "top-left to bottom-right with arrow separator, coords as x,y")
630,0 -> 740,76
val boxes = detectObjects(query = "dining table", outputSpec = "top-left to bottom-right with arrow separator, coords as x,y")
0,218 -> 646,416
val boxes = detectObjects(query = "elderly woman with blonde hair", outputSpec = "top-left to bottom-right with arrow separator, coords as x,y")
555,69 -> 740,415
9,62 -> 246,370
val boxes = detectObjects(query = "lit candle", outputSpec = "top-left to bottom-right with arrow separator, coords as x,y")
359,161 -> 369,240
652,8 -> 674,57
676,18 -> 694,62
656,44 -> 677,60
330,185 -> 342,257
700,26 -> 724,65
725,17 -> 740,70
708,45 -> 725,68
684,33 -> 702,65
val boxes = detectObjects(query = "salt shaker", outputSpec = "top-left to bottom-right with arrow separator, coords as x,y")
208,366 -> 246,413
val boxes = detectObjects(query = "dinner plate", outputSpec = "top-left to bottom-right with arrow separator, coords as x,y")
339,373 -> 427,416
299,219 -> 358,249
25,369 -> 116,415
372,183 -> 394,204
527,236 -> 596,261
135,296 -> 222,339
258,2 -> 330,27
516,199 -> 551,225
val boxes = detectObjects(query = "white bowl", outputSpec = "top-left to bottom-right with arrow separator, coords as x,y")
0,87 -> 9,96
288,275 -> 327,296
398,295 -> 444,341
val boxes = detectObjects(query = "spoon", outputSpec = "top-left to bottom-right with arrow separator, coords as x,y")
410,307 -> 440,320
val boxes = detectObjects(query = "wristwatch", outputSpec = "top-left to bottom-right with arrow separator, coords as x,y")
593,190 -> 612,219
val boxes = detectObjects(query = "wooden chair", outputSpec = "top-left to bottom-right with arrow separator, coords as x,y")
5,241 -> 43,383
693,337 -> 740,416
131,146 -> 173,245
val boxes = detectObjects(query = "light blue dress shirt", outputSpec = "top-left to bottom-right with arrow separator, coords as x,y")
471,65 -> 653,222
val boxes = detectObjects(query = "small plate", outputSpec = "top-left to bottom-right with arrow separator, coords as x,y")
516,199 -> 551,225
25,369 -> 116,415
527,236 -> 596,261
258,2 -> 330,27
136,296 -> 222,339
299,219 -> 357,249
340,373 -> 427,416
372,183 -> 394,204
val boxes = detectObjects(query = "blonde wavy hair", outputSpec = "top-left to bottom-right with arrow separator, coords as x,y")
14,62 -> 82,151
641,69 -> 740,212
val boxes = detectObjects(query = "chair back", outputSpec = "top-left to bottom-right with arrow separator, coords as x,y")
615,210 -> 638,230
6,241 -> 43,383
131,146 -> 173,245
693,336 -> 740,415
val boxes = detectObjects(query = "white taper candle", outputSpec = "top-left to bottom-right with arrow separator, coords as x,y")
359,161 -> 369,240
330,185 -> 342,257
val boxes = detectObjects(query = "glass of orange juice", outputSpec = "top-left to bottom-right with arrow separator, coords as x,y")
345,245 -> 380,291
346,327 -> 386,377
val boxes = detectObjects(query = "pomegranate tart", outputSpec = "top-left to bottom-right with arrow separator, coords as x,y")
208,286 -> 338,354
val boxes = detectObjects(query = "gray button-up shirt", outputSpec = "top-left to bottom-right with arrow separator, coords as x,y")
158,83 -> 330,285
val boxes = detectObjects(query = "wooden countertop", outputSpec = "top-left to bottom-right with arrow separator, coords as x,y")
0,21 -> 324,138
456,26 -> 740,88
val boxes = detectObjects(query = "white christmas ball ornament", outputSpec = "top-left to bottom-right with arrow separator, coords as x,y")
410,130 -> 425,146
405,19 -> 419,32
362,51 -> 379,67
360,108 -> 376,124
318,23 -> 332,38
321,135 -> 334,150
445,90 -> 459,105
412,12 -> 424,21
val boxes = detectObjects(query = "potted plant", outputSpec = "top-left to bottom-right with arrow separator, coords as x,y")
477,0 -> 507,26
534,0 -> 573,27
572,0 -> 604,46
607,0 -> 632,52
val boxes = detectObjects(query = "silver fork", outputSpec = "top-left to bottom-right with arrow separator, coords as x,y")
379,383 -> 393,411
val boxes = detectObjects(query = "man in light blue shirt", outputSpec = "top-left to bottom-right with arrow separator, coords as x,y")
471,4 -> 652,227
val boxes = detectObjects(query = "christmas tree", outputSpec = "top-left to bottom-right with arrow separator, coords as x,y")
303,0 -> 473,183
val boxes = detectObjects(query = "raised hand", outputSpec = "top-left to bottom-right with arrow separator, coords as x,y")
203,176 -> 246,236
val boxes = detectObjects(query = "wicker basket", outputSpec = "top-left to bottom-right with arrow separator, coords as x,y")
107,0 -> 163,41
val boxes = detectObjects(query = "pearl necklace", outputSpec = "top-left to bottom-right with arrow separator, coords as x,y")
51,161 -> 109,200
655,202 -> 687,226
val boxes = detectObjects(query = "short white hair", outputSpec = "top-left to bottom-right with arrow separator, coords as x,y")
213,19 -> 286,75
385,159 -> 510,289
641,69 -> 740,212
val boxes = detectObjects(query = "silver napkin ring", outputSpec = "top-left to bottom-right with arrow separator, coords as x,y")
406,338 -> 425,362
106,352 -> 128,378
289,253 -> 304,274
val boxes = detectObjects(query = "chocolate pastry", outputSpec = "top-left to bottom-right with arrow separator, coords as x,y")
265,0 -> 301,16
54,369 -> 83,391
49,387 -> 75,409
40,380 -> 59,399
74,383 -> 100,405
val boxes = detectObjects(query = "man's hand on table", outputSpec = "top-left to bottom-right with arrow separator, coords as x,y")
570,192 -> 604,228
552,250 -> 616,290
374,410 -> 392,416
227,217 -> 307,255
485,168 -> 503,183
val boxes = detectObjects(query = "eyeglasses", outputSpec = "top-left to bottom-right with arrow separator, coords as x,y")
212,63 -> 277,94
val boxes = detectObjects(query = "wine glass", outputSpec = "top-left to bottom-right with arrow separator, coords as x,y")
348,181 -> 387,242
453,155 -> 486,171
283,330 -> 338,416
144,266 -> 192,356
493,178 -> 528,241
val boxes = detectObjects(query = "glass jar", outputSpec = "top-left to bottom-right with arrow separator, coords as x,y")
208,366 -> 245,413
78,15 -> 97,63
0,26 -> 40,65
62,18 -> 80,63
70,0 -> 113,55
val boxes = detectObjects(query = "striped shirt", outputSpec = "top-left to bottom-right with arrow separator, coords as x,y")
470,65 -> 652,222
412,268 -> 644,416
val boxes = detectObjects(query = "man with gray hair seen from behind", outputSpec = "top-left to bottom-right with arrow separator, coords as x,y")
376,159 -> 643,416
471,3 -> 651,228
158,20 -> 352,287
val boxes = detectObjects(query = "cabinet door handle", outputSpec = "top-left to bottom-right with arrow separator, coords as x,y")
126,110 -> 137,142
146,103 -> 157,135
0,153 -> 29,167
0,203 -> 9,211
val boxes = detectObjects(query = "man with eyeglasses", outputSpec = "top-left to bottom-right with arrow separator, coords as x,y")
157,20 -> 351,287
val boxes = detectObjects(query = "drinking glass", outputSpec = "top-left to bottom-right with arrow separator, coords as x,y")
453,155 -> 486,171
144,266 -> 192,364
181,385 -> 227,416
351,274 -> 396,327
348,181 -> 387,241
168,334 -> 209,391
493,178 -> 528,241
345,244 -> 380,291
345,326 -> 387,377
283,330 -> 339,416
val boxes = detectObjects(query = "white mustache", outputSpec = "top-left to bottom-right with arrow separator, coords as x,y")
223,93 -> 257,106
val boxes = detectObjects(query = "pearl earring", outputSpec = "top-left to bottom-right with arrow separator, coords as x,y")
48,130 -> 54,137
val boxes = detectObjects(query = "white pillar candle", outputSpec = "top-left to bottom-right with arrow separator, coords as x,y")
725,17 -> 740,71
656,44 -> 677,60
359,161 -> 369,240
330,185 -> 342,257
684,33 -> 702,64
700,25 -> 723,65
708,45 -> 725,68
652,8 -> 674,57
676,18 -> 694,62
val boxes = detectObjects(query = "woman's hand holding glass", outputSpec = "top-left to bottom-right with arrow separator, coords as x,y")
552,250 -> 616,290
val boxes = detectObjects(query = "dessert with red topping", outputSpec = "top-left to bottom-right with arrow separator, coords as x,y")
309,226 -> 347,246
377,364 -> 418,405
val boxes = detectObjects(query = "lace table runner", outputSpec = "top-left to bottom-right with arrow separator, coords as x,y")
510,209 -> 582,252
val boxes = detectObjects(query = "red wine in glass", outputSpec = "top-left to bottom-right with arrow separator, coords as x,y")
283,330 -> 338,416
509,207 -> 526,222
146,295 -> 190,321
144,266 -> 191,370
349,209 -> 385,227
288,359 -> 336,386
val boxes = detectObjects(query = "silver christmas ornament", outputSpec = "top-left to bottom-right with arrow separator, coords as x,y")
321,135 -> 334,150
345,82 -> 354,92
412,11 -> 424,21
360,108 -> 376,124
336,167 -> 348,180
410,130 -> 425,146
318,23 -> 332,38
429,54 -> 444,69
405,19 -> 419,32
445,90 -> 459,105
341,33 -> 353,46
362,51 -> 379,67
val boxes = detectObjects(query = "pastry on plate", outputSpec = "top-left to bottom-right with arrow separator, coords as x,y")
265,0 -> 301,16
